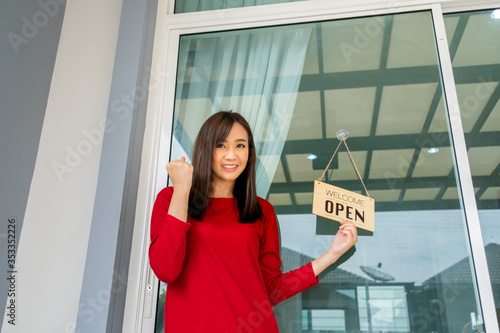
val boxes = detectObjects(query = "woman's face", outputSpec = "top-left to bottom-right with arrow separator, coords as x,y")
211,122 -> 249,188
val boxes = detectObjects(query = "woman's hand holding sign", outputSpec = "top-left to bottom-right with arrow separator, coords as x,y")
328,220 -> 358,258
311,220 -> 358,277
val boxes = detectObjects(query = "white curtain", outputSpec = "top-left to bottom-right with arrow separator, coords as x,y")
174,26 -> 311,198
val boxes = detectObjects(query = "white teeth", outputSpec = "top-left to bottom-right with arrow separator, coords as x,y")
223,164 -> 237,168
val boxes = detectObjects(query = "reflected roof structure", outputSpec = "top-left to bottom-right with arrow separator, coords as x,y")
174,11 -> 500,213
281,247 -> 369,284
265,11 -> 500,213
424,243 -> 500,285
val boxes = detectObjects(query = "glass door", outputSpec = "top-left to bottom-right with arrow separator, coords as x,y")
443,8 -> 500,329
154,9 -> 488,332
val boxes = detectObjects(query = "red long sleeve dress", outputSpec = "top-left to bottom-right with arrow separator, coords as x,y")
149,187 -> 319,332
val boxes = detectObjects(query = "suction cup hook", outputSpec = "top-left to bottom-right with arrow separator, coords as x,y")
336,129 -> 349,141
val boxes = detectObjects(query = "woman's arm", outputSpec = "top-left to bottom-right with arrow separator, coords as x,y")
258,202 -> 317,306
311,220 -> 358,276
149,188 -> 191,283
148,157 -> 193,283
258,201 -> 358,306
165,156 -> 192,222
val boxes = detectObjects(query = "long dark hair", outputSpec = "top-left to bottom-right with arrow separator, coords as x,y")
188,111 -> 262,223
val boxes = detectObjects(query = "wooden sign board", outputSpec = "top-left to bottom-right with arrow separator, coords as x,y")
312,181 -> 375,232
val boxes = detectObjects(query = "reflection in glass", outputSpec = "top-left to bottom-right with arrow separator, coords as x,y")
357,286 -> 410,332
174,0 -> 305,14
157,10 -> 487,333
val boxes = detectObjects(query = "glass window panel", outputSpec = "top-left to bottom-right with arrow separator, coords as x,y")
387,13 -> 438,68
377,83 -> 439,135
272,161 -> 287,183
369,189 -> 401,202
324,88 -> 376,138
322,16 -> 386,73
403,187 -> 441,201
267,193 -> 293,206
368,149 -> 415,179
287,92 -> 322,140
412,147 -> 454,177
301,309 -> 309,330
326,151 -> 368,181
452,12 -> 500,66
427,81 -> 500,133
357,286 -> 410,332
302,28 -> 320,75
174,0 -> 306,14
467,147 -> 500,176
310,309 -> 346,330
156,10 -> 487,333
444,9 -> 500,328
481,98 -> 500,131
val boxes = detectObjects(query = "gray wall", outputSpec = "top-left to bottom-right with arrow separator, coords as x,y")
0,0 -> 66,329
0,0 -> 156,331
75,0 -> 157,331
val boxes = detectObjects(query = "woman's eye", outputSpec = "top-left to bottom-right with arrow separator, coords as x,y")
216,143 -> 225,148
237,144 -> 246,148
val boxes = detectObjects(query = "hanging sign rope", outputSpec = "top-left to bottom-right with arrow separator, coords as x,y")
312,130 -> 375,232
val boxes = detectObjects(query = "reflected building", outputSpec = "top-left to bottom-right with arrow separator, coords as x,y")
275,244 -> 500,332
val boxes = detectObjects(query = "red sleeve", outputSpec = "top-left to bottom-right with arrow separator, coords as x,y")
258,200 -> 319,306
149,187 -> 191,283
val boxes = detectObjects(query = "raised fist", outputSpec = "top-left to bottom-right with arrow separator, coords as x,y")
166,156 -> 193,193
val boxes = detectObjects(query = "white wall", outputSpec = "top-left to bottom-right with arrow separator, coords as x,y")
1,0 -> 124,331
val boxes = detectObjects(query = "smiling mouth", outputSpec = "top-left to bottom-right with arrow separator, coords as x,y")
222,164 -> 238,169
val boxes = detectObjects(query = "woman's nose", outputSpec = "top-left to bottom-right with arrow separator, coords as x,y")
225,148 -> 236,159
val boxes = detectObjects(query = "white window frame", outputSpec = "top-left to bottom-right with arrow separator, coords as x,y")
123,1 -> 500,332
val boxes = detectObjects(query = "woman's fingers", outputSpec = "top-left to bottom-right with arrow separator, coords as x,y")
166,157 -> 193,191
167,157 -> 192,172
338,220 -> 358,243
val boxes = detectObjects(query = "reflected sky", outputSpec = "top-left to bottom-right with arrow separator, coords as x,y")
279,209 -> 500,285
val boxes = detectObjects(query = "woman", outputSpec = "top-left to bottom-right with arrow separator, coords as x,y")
149,111 -> 358,332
